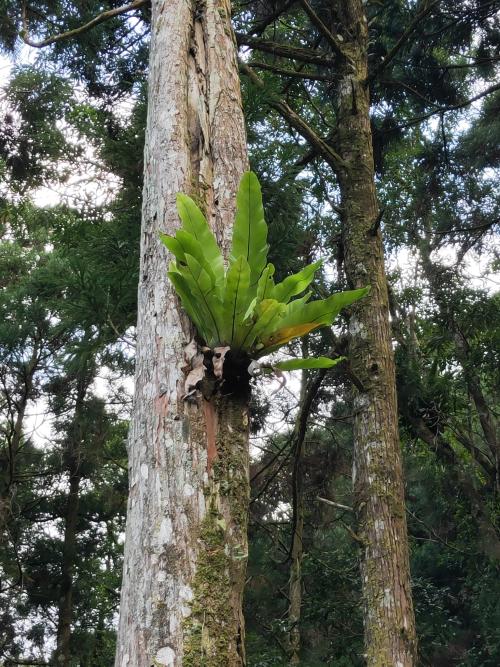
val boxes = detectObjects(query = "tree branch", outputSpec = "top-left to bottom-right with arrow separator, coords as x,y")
245,0 -> 297,37
249,61 -> 337,81
317,496 -> 353,512
21,0 -> 149,48
369,0 -> 440,82
387,82 -> 500,132
236,33 -> 336,68
298,0 -> 347,59
239,61 -> 346,171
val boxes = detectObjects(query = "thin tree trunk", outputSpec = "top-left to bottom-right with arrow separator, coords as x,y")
115,1 -> 249,665
55,372 -> 89,666
419,242 -> 499,480
0,345 -> 38,533
332,1 -> 417,663
287,367 -> 326,664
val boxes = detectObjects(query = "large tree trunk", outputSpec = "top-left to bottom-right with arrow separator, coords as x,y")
115,1 -> 249,665
332,1 -> 417,664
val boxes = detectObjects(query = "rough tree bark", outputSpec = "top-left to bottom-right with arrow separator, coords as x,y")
115,1 -> 249,666
332,1 -> 417,664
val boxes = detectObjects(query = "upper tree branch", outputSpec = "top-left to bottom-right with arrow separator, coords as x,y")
245,0 -> 297,37
236,33 -> 336,68
390,81 -> 500,132
298,0 -> 347,59
21,0 -> 149,48
369,0 -> 440,82
239,61 -> 346,172
249,61 -> 338,82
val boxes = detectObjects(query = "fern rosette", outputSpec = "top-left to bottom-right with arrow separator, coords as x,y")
161,172 -> 369,375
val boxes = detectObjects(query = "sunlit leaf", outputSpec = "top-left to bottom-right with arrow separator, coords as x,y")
176,194 -> 224,286
271,259 -> 323,304
230,172 -> 268,289
275,356 -> 345,371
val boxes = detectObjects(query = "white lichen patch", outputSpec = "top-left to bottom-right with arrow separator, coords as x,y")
183,482 -> 194,497
349,317 -> 367,338
156,646 -> 175,666
383,588 -> 394,610
158,517 -> 173,545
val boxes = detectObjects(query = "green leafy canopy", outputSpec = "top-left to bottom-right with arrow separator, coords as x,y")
161,172 -> 369,371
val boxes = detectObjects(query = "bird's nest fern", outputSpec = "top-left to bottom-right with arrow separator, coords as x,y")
161,172 -> 369,394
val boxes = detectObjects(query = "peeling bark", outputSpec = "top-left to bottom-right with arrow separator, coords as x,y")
115,1 -> 249,665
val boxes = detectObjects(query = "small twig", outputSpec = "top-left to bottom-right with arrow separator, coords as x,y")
317,496 -> 353,512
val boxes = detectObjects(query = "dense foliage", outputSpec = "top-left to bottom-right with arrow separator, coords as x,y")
0,1 -> 498,665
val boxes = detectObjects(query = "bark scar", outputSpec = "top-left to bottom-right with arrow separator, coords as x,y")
202,398 -> 218,473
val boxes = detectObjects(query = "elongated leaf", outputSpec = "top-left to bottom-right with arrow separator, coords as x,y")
222,255 -> 252,346
167,270 -> 211,342
271,260 -> 323,304
257,322 -> 320,356
241,298 -> 285,351
279,286 -> 371,330
275,356 -> 345,371
176,229 -> 219,288
230,172 -> 268,289
176,194 -> 224,285
177,254 -> 223,344
256,263 -> 275,303
160,233 -> 186,262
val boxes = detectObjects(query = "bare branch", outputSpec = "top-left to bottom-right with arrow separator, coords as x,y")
21,0 -> 149,49
317,496 -> 353,512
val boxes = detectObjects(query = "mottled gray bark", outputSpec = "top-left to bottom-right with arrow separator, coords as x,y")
115,1 -> 249,665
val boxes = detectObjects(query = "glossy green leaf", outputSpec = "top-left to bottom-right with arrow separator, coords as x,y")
271,259 -> 323,304
177,254 -> 223,344
167,270 -> 211,342
275,356 -> 345,371
241,298 -> 286,350
230,172 -> 268,289
176,194 -> 224,285
160,233 -> 186,262
279,286 -> 371,331
222,255 -> 252,346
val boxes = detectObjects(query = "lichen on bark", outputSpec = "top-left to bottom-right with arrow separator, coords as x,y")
182,388 -> 250,667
